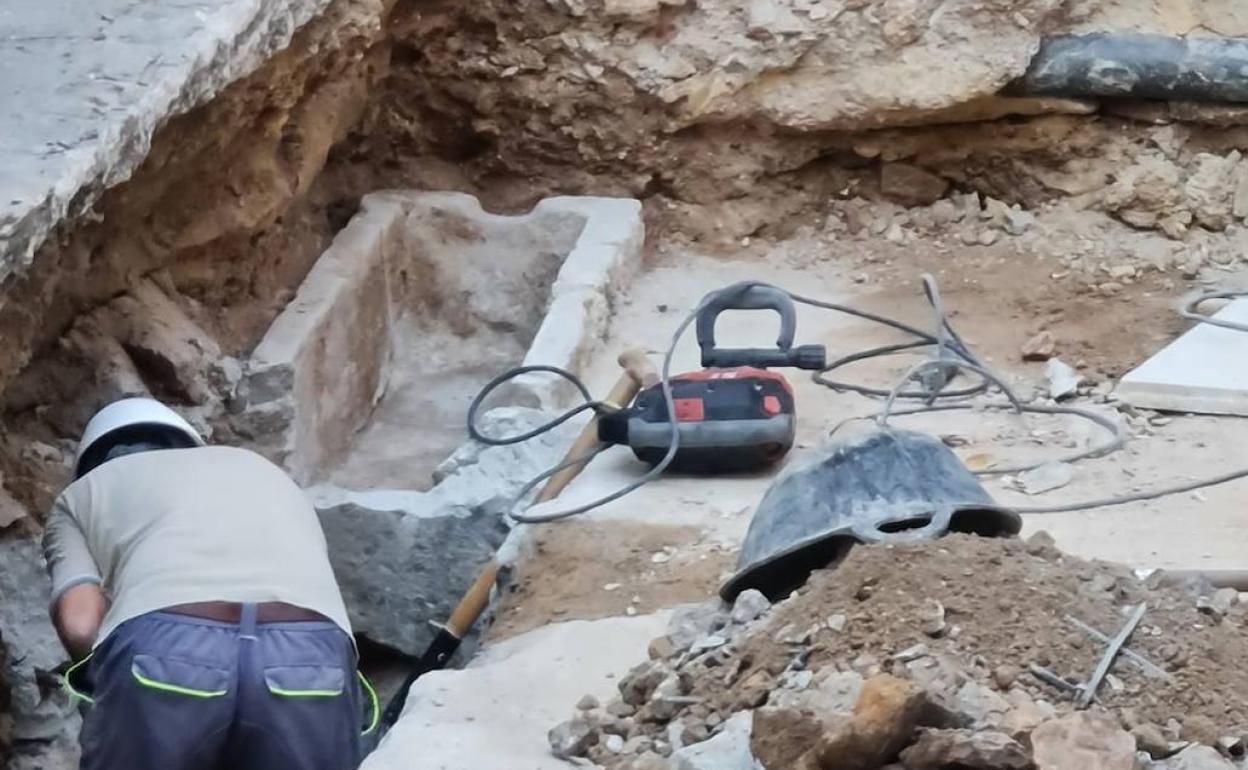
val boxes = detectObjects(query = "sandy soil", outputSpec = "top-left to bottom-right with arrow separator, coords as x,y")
491,521 -> 734,641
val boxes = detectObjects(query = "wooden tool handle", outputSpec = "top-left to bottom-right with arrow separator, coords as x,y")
446,560 -> 501,638
534,348 -> 657,503
617,348 -> 660,393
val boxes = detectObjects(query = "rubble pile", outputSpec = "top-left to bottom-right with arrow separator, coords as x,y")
552,534 -> 1248,770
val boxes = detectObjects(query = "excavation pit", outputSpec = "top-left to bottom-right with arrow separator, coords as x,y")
241,191 -> 644,490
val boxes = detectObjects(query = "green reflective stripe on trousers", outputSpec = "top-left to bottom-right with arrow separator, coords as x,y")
269,686 -> 343,698
131,668 -> 228,699
358,672 -> 380,736
62,654 -> 95,704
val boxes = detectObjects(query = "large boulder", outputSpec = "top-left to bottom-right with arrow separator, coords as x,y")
313,407 -> 576,655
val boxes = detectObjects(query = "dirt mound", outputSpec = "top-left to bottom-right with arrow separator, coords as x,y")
554,533 -> 1248,768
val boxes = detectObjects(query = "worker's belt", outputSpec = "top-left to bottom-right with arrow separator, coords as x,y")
162,601 -> 328,624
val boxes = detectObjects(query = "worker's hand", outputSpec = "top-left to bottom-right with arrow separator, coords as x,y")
52,583 -> 107,661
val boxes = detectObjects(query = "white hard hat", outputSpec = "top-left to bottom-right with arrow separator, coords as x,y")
76,398 -> 205,476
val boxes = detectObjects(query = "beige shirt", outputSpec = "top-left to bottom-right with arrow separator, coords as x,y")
43,445 -> 351,646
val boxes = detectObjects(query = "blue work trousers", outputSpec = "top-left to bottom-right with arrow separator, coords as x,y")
74,604 -> 369,770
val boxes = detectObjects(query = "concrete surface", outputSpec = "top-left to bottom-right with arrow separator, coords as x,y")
1116,298 -> 1248,416
363,612 -> 670,770
0,0 -> 330,280
242,191 -> 643,488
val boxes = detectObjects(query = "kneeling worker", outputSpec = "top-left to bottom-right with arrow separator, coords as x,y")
43,397 -> 374,769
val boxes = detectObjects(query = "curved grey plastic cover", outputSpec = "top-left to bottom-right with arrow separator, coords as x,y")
721,427 -> 1021,600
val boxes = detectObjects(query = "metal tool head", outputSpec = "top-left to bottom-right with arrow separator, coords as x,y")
721,426 -> 1021,601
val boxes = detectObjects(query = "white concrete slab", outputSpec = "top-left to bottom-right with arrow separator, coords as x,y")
0,0 -> 333,278
363,612 -> 669,770
1116,298 -> 1248,416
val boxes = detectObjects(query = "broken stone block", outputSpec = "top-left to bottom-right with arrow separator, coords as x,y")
1032,712 -> 1136,770
312,407 -> 575,655
899,729 -> 1032,770
672,712 -> 757,770
880,163 -> 950,207
315,492 -> 508,657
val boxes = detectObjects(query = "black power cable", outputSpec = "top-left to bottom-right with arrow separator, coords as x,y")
469,276 -> 1248,522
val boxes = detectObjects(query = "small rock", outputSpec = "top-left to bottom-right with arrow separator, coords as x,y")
666,602 -> 729,651
549,718 -> 596,759
672,711 -> 756,770
772,670 -> 864,715
827,614 -> 848,633
893,643 -> 930,663
690,634 -> 727,653
804,675 -> 928,770
604,734 -> 626,753
649,635 -> 679,661
735,669 -> 774,710
1021,330 -> 1057,361
1217,735 -> 1244,758
1156,745 -> 1237,769
1018,461 -> 1074,495
900,729 -> 1033,770
620,661 -> 671,706
607,701 -> 637,718
880,163 -> 950,206
577,694 -> 600,711
1005,207 -> 1037,235
1032,712 -> 1136,770
1196,587 -> 1238,618
993,665 -> 1021,691
919,599 -> 946,637
1000,699 -> 1057,740
951,682 -> 1011,730
1133,723 -> 1173,759
978,229 -> 1001,246
621,752 -> 669,770
730,589 -> 772,624
1025,530 -> 1060,559
1046,358 -> 1082,400
1182,715 -> 1221,748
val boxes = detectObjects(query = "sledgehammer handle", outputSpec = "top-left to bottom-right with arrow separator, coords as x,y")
446,351 -> 657,635
533,348 -> 659,503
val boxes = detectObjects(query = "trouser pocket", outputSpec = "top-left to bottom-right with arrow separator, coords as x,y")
131,653 -> 232,698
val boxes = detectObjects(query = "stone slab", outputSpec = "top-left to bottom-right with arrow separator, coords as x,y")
0,0 -> 331,282
1116,299 -> 1248,416
241,191 -> 643,484
310,408 -> 577,655
362,612 -> 670,770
